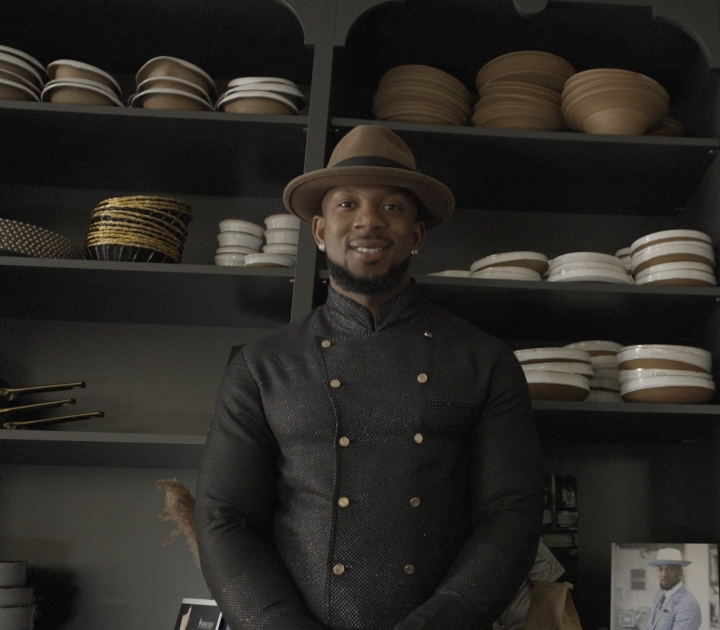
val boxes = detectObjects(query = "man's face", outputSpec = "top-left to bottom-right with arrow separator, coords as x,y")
657,565 -> 683,590
313,185 -> 425,295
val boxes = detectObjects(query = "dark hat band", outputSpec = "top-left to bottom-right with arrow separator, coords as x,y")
332,156 -> 417,171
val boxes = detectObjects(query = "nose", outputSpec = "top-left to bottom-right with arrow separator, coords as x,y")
352,201 -> 387,231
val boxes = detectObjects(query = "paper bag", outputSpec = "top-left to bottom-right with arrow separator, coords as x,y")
523,580 -> 582,630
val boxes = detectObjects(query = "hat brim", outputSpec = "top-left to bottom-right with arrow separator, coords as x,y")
282,165 -> 454,229
648,560 -> 691,566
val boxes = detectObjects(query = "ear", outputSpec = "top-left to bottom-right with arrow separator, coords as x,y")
312,214 -> 325,247
412,220 -> 426,251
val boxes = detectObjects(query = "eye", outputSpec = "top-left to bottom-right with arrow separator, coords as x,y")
383,203 -> 403,212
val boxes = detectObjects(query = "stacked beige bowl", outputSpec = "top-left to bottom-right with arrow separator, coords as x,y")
566,340 -> 623,402
469,251 -> 548,281
216,77 -> 306,114
130,56 -> 216,111
515,347 -> 593,401
373,65 -> 472,126
618,345 -> 715,403
0,561 -> 34,630
473,51 -> 574,130
561,69 -> 668,135
244,214 -> 299,268
0,45 -> 46,102
547,252 -> 631,284
629,230 -> 716,286
43,59 -> 122,107
215,219 -> 264,266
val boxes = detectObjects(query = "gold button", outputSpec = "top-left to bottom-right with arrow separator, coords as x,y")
413,433 -> 423,444
321,340 -> 332,348
338,496 -> 350,508
424,331 -> 433,338
404,564 -> 415,574
417,373 -> 428,384
330,379 -> 341,388
333,563 -> 345,575
338,436 -> 350,447
410,497 -> 421,507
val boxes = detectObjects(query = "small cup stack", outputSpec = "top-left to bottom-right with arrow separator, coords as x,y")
43,59 -> 122,107
131,56 -> 216,111
469,251 -> 548,281
515,347 -> 592,401
215,219 -> 264,266
547,252 -> 631,284
0,45 -> 46,102
565,340 -> 623,402
618,345 -> 715,403
216,77 -> 306,114
0,560 -> 34,630
629,230 -> 716,286
243,214 -> 300,268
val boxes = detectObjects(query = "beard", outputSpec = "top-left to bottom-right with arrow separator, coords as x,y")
326,254 -> 411,295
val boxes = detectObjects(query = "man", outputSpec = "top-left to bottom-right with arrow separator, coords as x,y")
195,125 -> 543,630
645,548 -> 701,630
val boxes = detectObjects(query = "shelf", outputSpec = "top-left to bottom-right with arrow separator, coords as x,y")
534,400 -> 720,442
0,257 -> 294,327
0,102 -> 308,196
331,119 -> 719,214
0,430 -> 205,468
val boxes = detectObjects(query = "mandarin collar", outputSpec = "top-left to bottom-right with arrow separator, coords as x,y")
323,280 -> 426,335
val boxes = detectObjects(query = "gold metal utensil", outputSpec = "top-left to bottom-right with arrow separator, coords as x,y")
3,411 -> 104,430
0,399 -> 76,415
0,382 -> 86,402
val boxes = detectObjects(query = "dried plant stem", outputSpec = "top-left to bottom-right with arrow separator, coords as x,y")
157,479 -> 200,567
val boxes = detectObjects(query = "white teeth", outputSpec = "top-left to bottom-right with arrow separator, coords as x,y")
356,247 -> 383,253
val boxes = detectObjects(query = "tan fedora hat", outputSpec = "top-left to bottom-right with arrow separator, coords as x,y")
648,548 -> 691,566
283,125 -> 454,229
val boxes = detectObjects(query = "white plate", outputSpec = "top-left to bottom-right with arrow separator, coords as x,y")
41,81 -> 123,106
585,390 -> 624,403
427,270 -> 471,277
264,213 -> 301,230
469,251 -> 548,273
473,265 -> 541,277
631,242 -> 715,274
44,76 -> 118,97
0,52 -> 44,88
217,231 -> 263,250
130,88 -> 213,111
215,253 -> 247,266
548,260 -> 630,276
244,253 -> 295,268
589,377 -> 620,392
621,374 -> 716,394
0,68 -> 41,94
264,228 -> 299,245
515,347 -> 592,365
224,82 -> 307,102
136,76 -> 211,103
227,76 -> 298,88
0,587 -> 34,606
216,245 -> 258,255
635,260 -> 714,278
617,346 -> 712,373
470,268 -> 542,281
548,267 -> 633,284
0,45 -> 46,77
630,229 -> 712,255
564,340 -> 623,355
136,56 -> 215,96
549,252 -> 625,270
218,219 -> 264,238
630,344 -> 711,359
47,59 -> 121,96
521,361 -> 594,377
615,247 -> 631,258
216,89 -> 299,113
523,370 -> 590,389
634,269 -> 717,286
262,243 -> 298,256
619,368 -> 713,383
590,354 -> 618,368
0,78 -> 39,102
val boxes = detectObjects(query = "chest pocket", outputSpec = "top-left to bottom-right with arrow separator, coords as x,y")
419,400 -> 478,436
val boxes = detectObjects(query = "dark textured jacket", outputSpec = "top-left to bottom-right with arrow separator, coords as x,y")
195,283 -> 543,630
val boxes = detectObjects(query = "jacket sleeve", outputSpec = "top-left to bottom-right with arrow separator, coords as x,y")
195,351 -> 325,630
395,345 -> 544,630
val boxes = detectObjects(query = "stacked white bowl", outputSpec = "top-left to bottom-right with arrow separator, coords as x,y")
547,252 -> 631,284
0,46 -> 46,102
629,230 -> 716,286
131,56 -> 216,111
616,247 -> 632,272
469,251 -> 548,281
215,219 -> 264,266
0,561 -> 34,630
566,340 -> 623,402
216,77 -> 306,115
618,345 -> 715,403
515,347 -> 592,401
43,59 -> 122,107
240,214 -> 299,268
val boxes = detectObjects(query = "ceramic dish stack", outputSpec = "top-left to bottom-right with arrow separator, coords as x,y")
373,64 -> 472,126
547,252 -> 632,284
43,59 -> 122,107
473,51 -> 574,130
426,270 -> 471,278
130,56 -> 216,111
216,77 -> 305,114
561,69 -> 668,135
616,247 -> 632,272
215,219 -> 264,266
630,230 -> 716,286
0,46 -> 46,102
0,561 -> 34,630
84,196 -> 192,263
617,345 -> 715,403
0,217 -> 82,259
242,214 -> 299,268
469,251 -> 548,281
566,340 -> 623,402
515,347 -> 593,401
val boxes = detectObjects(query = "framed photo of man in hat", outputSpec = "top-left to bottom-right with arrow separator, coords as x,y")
611,544 -> 720,630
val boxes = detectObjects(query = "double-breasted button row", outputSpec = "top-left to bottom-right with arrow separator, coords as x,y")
331,563 -> 416,576
338,434 -> 421,445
